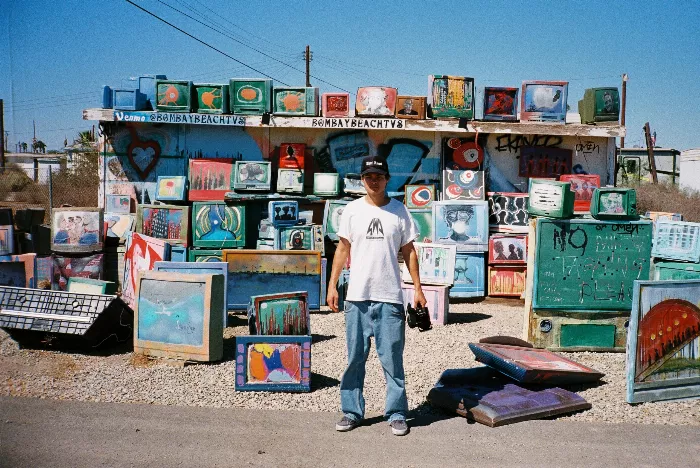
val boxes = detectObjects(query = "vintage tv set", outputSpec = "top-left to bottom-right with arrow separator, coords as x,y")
138,74 -> 167,110
67,277 -> 116,295
0,254 -> 35,288
188,158 -> 234,201
155,79 -> 194,112
355,86 -> 397,117
489,235 -> 527,264
432,200 -> 489,251
527,180 -> 575,218
488,266 -> 526,297
559,174 -> 601,212
273,87 -> 319,116
402,242 -> 457,286
482,87 -> 518,121
191,202 -> 245,249
278,143 -> 305,169
232,161 -> 272,191
520,81 -> 568,123
134,271 -> 225,362
188,248 -> 223,263
277,168 -> 304,194
405,184 -> 436,209
112,88 -> 147,111
51,207 -> 104,253
155,176 -> 187,201
268,201 -> 298,226
136,204 -> 190,246
105,194 -> 131,214
589,188 -> 638,220
579,87 -> 620,124
343,174 -> 366,196
652,220 -> 700,263
247,291 -> 310,335
235,335 -> 311,392
193,83 -> 230,114
276,225 -> 315,251
395,95 -> 427,120
428,75 -> 475,119
314,173 -> 340,197
323,199 -> 350,241
321,92 -> 350,117
229,78 -> 273,115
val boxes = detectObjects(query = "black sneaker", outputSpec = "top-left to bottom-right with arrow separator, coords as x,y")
335,416 -> 359,432
390,419 -> 409,436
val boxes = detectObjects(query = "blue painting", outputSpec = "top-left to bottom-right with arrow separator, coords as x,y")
451,252 -> 485,298
432,201 -> 489,249
0,262 -> 27,288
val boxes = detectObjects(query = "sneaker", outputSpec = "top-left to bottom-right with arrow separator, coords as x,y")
390,419 -> 409,436
335,415 -> 359,432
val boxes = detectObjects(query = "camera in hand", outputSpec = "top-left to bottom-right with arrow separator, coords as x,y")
406,303 -> 432,331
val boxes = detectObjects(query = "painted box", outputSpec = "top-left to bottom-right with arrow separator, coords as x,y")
105,194 -> 131,214
527,180 -> 575,218
314,173 -> 340,197
122,232 -> 171,309
155,79 -> 194,112
273,87 -> 319,116
483,87 -> 519,121
188,249 -> 223,263
138,74 -> 167,110
451,251 -> 485,298
487,192 -> 530,233
432,200 -> 489,251
191,202 -> 245,249
232,161 -> 272,191
528,309 -> 630,351
276,225 -> 315,251
409,209 -> 433,243
488,235 -> 527,264
154,261 -> 229,323
355,86 -> 398,117
51,207 -> 104,253
235,335 -> 311,392
402,242 -> 456,286
155,176 -> 187,201
277,168 -> 304,194
0,254 -> 36,288
520,81 -> 568,123
323,199 -> 350,241
651,220 -> 700,263
443,138 -> 484,171
194,83 -> 230,114
396,95 -> 427,120
653,261 -> 700,281
428,75 -> 475,119
322,92 -> 350,117
442,169 -> 485,200
559,174 -> 601,213
67,277 -> 116,295
279,143 -> 306,169
532,218 -> 652,310
627,280 -> 700,403
134,271 -> 225,362
223,250 -> 322,310
136,204 -> 190,247
402,283 -> 449,325
268,201 -> 299,226
590,188 -> 638,220
52,253 -> 103,291
488,266 -> 526,297
229,78 -> 273,115
247,291 -> 309,335
405,184 -> 436,209
519,146 -> 573,178
188,158 -> 234,201
104,213 -> 135,243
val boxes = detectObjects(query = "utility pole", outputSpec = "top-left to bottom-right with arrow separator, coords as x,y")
620,74 -> 628,148
644,122 -> 658,184
303,45 -> 312,87
0,99 -> 5,170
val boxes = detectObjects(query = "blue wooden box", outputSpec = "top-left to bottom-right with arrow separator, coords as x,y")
112,88 -> 148,111
235,335 -> 311,392
651,220 -> 700,263
168,245 -> 187,262
101,85 -> 113,108
450,251 -> 485,298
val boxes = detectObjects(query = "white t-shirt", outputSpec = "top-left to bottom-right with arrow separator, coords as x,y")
338,197 -> 418,304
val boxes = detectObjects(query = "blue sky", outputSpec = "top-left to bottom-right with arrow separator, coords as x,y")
1,0 -> 699,151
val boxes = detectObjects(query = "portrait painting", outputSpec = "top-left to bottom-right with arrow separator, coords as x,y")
51,208 -> 103,253
432,201 -> 489,249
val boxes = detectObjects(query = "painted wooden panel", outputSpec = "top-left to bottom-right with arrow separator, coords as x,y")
235,335 -> 311,392
188,159 -> 234,201
519,146 -> 573,178
405,184 -> 435,209
483,87 -> 518,121
36,256 -> 52,290
248,291 -> 309,335
194,83 -> 229,114
188,248 -> 223,262
450,251 -> 485,298
122,232 -> 171,309
232,161 -> 272,191
51,207 -> 103,253
323,199 -> 350,241
428,75 -> 474,119
488,266 -> 526,297
355,87 -> 397,117
278,144 -> 306,169
0,254 -> 35,288
134,271 -> 225,362
104,213 -> 135,243
527,310 -> 629,351
442,170 -> 485,200
402,283 -> 449,325
52,253 -> 103,291
67,277 -> 116,295
277,168 -> 304,193
155,80 -> 193,112
155,176 -> 187,201
651,220 -> 700,263
627,280 -> 700,403
268,201 -> 299,226
432,201 -> 489,251
136,204 -> 189,246
313,173 -> 340,197
396,95 -> 427,120
488,235 -> 527,264
105,194 -> 132,214
402,242 -> 456,286
654,261 -> 700,281
487,192 -> 529,233
0,225 -> 14,256
559,174 -> 600,212
443,138 -> 484,171
409,209 -> 433,243
533,219 -> 652,310
191,202 -> 245,249
321,92 -> 350,117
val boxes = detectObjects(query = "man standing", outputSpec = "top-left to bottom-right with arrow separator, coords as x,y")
327,155 -> 426,437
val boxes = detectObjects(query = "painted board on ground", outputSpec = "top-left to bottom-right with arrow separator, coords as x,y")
122,232 -> 171,309
402,242 -> 456,286
192,202 -> 245,249
52,253 -> 103,291
51,208 -> 103,253
0,254 -> 35,288
235,335 -> 311,392
401,283 -> 449,325
248,291 -> 310,335
136,204 -> 189,246
432,201 -> 489,250
451,251 -> 485,298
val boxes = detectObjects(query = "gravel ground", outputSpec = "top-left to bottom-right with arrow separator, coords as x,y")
1,299 -> 698,425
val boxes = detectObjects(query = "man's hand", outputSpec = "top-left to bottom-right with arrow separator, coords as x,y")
413,288 -> 427,309
327,287 -> 340,313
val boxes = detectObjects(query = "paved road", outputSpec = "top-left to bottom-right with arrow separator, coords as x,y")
1,396 -> 698,467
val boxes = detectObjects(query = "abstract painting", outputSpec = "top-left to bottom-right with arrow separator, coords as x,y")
432,200 -> 489,250
442,170 -> 485,200
248,291 -> 310,335
235,335 -> 311,392
402,242 -> 456,286
155,176 -> 187,201
136,204 -> 189,246
488,266 -> 526,297
51,207 -> 103,253
122,232 -> 171,308
488,192 -> 529,232
188,158 -> 234,201
52,253 -> 103,291
192,202 -> 245,249
105,194 -> 131,214
405,184 -> 435,209
442,138 -> 483,171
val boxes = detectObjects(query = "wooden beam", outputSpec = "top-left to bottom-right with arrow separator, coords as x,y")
643,122 -> 658,184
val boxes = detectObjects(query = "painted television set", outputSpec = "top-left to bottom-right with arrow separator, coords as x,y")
51,207 -> 104,253
279,143 -> 305,169
229,78 -> 273,115
188,248 -> 223,263
52,253 -> 103,291
138,74 -> 167,110
432,200 -> 489,251
323,199 -> 350,241
355,87 -> 397,117
136,204 -> 190,246
395,95 -> 427,120
235,335 -> 311,392
321,92 -> 350,117
112,88 -> 147,111
579,87 -> 620,124
155,176 -> 187,201
155,79 -> 194,112
276,225 -> 315,251
402,242 -> 457,286
428,75 -> 475,119
277,168 -> 304,194
193,83 -> 230,114
191,202 -> 245,249
482,87 -> 518,121
527,180 -> 575,218
188,158 -> 234,201
314,173 -> 340,197
247,291 -> 310,335
443,138 -> 484,170
590,188 -> 638,220
488,192 -> 530,232
520,81 -> 568,123
232,161 -> 272,191
268,201 -> 298,226
273,87 -> 319,116
488,266 -> 526,297
488,235 -> 527,264
134,271 -> 225,362
559,174 -> 601,212
105,194 -> 131,214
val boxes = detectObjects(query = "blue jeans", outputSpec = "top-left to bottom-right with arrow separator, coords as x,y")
340,300 -> 408,422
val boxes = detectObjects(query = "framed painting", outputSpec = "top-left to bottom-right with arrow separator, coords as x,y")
232,161 -> 272,191
155,176 -> 187,201
105,194 -> 131,214
395,95 -> 426,120
52,253 -> 103,291
442,170 -> 485,200
627,280 -> 700,403
559,174 -> 600,213
276,225 -> 315,251
432,200 -> 489,251
651,220 -> 700,263
51,207 -> 104,253
488,235 -> 527,264
405,184 -> 436,209
450,251 -> 485,298
402,242 -> 456,286
268,201 -> 299,226
188,158 -> 234,201
136,204 -> 190,247
122,232 -> 171,309
487,192 -> 529,233
188,248 -> 223,263
323,199 -> 350,241
104,213 -> 135,242
519,146 -> 573,178
134,271 -> 225,362
191,202 -> 245,249
67,277 -> 116,295
442,138 -> 484,171
0,253 -> 35,288
278,143 -> 306,169
488,266 -> 526,297
355,86 -> 397,117
247,291 -> 310,335
409,209 -> 433,243
235,335 -> 311,392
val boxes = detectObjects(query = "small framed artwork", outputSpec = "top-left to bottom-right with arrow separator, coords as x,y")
188,249 -> 223,263
155,176 -> 187,201
277,168 -> 304,194
268,201 -> 299,226
451,251 -> 485,298
136,204 -> 190,246
395,95 -> 426,120
488,235 -> 527,264
409,209 -> 433,243
52,253 -> 103,291
232,161 -> 272,191
51,207 -> 104,253
276,225 -> 314,251
0,253 -> 36,288
67,277 -> 116,295
188,158 -> 234,201
247,291 -> 309,335
235,335 -> 311,392
443,138 -> 484,171
279,144 -> 305,169
104,213 -> 135,242
432,201 -> 489,251
322,92 -> 350,117
105,194 -> 132,214
355,86 -> 398,117
482,87 -> 519,121
442,169 -> 485,200
488,192 -> 529,233
402,242 -> 457,286
323,199 -> 350,241
405,184 -> 435,209
488,266 -> 526,297
191,202 -> 245,249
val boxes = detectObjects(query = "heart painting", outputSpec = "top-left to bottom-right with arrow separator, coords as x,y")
126,126 -> 161,180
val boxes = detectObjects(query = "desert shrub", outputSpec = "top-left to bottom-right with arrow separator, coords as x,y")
634,182 -> 700,222
0,164 -> 33,194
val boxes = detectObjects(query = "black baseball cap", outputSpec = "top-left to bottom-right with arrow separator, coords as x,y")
361,155 -> 389,177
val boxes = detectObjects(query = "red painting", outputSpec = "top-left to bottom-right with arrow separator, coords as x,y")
278,144 -> 305,169
188,158 -> 234,201
122,233 -> 169,308
559,174 -> 601,212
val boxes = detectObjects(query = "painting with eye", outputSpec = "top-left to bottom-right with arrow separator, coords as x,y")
432,201 -> 489,250
192,202 -> 245,249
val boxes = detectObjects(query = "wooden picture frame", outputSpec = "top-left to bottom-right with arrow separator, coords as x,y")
488,235 -> 527,264
247,291 -> 310,335
235,335 -> 311,392
51,207 -> 104,253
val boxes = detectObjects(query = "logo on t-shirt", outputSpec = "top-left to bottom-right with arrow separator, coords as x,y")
366,218 -> 384,239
